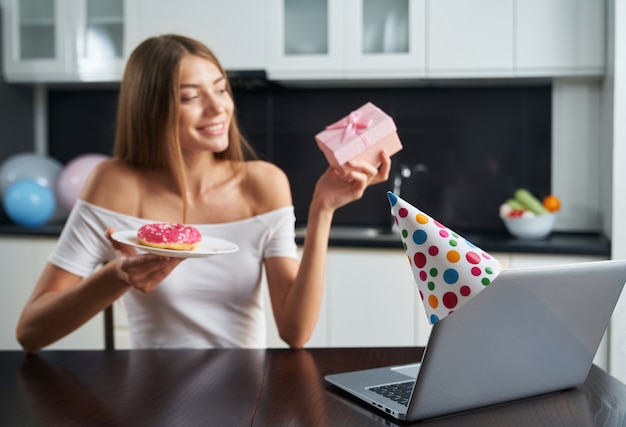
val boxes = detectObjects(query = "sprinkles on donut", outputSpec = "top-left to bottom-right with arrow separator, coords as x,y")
137,223 -> 202,251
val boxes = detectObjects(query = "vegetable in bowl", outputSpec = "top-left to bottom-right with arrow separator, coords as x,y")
499,188 -> 560,240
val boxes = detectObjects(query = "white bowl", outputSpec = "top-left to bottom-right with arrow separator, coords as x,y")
501,213 -> 557,240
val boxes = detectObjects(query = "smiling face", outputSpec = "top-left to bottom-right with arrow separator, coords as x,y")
177,54 -> 234,155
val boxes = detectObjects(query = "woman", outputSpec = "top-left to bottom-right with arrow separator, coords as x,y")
16,34 -> 391,352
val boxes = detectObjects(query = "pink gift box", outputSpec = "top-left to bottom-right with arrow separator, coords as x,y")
315,102 -> 402,170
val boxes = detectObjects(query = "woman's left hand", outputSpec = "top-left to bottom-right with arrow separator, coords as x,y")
312,151 -> 391,212
105,227 -> 186,292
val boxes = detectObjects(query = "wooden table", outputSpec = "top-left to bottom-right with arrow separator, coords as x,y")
0,347 -> 624,426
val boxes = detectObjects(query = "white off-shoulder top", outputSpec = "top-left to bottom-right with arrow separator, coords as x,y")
48,200 -> 298,349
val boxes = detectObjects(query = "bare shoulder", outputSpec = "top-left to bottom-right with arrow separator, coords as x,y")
244,160 -> 292,212
80,158 -> 142,215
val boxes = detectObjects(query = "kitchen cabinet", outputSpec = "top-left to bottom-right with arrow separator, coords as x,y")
263,248 -> 418,349
268,249 -> 609,369
267,0 -> 605,81
324,248 -> 424,347
254,247 -> 427,349
109,246 -> 609,370
425,0 -> 604,77
132,0 -> 266,71
267,0 -> 426,81
2,0 -> 69,82
267,249 -> 607,350
114,247 -> 426,349
0,236 -> 104,350
1,0 -> 266,82
426,0 -> 514,77
515,0 -> 605,76
2,0 -> 139,83
2,0 -> 605,83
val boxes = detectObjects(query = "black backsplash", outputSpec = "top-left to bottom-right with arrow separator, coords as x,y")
48,89 -> 118,164
48,83 -> 551,233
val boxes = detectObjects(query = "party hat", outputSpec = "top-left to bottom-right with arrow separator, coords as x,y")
388,192 -> 503,324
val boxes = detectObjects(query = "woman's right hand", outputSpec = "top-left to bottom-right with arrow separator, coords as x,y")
106,228 -> 185,293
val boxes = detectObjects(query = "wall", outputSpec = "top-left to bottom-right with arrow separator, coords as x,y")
47,88 -> 117,163
552,79 -> 603,231
608,0 -> 626,383
267,84 -> 552,233
45,83 -> 553,234
0,82 -> 33,156
0,13 -> 34,158
43,80 -> 605,235
0,81 -> 606,235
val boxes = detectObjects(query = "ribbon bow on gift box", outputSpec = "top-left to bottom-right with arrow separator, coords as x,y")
326,110 -> 373,142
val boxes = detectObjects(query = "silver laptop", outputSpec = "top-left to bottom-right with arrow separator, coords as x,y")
325,259 -> 626,422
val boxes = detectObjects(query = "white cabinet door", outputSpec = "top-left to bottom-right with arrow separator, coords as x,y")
133,0 -> 266,71
267,0 -> 344,79
326,248 -> 418,347
267,0 -> 426,80
2,0 -> 134,82
515,0 -> 605,76
426,0 -> 514,77
2,0 -> 71,81
0,237 -> 104,350
74,0 -> 136,81
263,249 -> 329,348
344,0 -> 426,79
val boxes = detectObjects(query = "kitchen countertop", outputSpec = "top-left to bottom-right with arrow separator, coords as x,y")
0,223 -> 65,237
296,226 -> 611,256
0,223 -> 611,257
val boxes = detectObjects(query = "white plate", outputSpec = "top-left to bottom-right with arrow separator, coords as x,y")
111,230 -> 239,259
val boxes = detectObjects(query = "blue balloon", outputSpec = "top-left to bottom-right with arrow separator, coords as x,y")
2,180 -> 56,227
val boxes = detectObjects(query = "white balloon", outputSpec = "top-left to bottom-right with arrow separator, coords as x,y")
0,152 -> 63,196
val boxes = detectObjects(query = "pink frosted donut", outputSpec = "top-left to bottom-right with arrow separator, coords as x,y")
137,223 -> 202,251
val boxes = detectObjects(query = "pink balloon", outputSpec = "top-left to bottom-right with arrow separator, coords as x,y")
56,154 -> 109,211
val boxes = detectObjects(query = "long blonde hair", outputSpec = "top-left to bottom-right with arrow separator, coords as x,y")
113,34 -> 256,221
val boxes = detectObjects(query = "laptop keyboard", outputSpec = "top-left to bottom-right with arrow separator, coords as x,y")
368,380 -> 415,406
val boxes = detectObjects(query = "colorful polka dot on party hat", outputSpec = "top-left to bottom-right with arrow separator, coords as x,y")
387,192 -> 504,324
